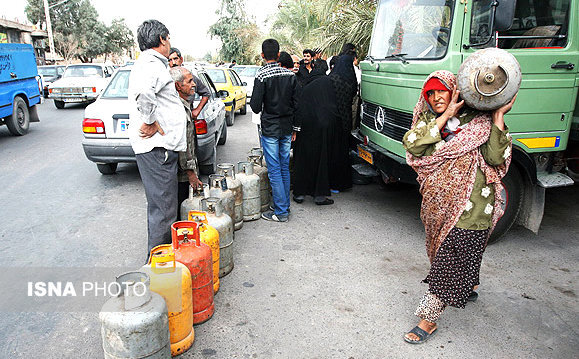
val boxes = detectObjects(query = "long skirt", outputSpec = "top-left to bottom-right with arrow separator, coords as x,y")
416,227 -> 489,322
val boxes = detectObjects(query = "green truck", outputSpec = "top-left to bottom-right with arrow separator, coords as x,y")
353,0 -> 578,241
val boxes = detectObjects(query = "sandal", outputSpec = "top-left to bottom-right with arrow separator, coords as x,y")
467,291 -> 478,302
404,326 -> 437,344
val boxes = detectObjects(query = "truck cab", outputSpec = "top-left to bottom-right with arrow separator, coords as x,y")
0,43 -> 42,135
354,0 -> 578,241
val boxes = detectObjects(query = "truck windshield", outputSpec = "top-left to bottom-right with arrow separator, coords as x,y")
63,65 -> 103,78
369,0 -> 454,60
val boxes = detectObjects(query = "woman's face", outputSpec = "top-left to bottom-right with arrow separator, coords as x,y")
427,89 -> 451,114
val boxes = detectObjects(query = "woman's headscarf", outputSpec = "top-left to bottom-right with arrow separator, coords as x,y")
330,55 -> 357,83
406,70 -> 512,262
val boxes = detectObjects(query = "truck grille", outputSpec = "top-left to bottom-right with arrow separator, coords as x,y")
361,101 -> 413,142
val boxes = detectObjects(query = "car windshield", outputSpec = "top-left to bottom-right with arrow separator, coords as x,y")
237,66 -> 259,77
369,0 -> 454,60
206,69 -> 227,83
38,67 -> 58,77
101,70 -> 130,98
63,65 -> 103,78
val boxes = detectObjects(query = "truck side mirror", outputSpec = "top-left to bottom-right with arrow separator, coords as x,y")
494,0 -> 517,31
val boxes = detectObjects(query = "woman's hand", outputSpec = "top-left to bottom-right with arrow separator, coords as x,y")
436,87 -> 464,130
492,94 -> 517,131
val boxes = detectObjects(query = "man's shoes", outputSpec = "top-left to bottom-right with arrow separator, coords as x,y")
315,198 -> 334,205
261,210 -> 288,222
293,195 -> 305,203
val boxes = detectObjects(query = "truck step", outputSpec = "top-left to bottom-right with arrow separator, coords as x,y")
537,171 -> 574,188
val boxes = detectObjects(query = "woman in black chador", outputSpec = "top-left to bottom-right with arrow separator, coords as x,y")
292,55 -> 357,205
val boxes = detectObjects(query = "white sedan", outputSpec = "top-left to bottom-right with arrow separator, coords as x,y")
48,63 -> 115,109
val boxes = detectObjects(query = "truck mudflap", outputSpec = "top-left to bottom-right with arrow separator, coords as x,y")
351,129 -> 417,184
29,104 -> 39,123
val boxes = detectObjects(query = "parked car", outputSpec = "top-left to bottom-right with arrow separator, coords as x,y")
205,67 -> 247,126
82,67 -> 227,175
48,63 -> 115,109
38,65 -> 65,98
233,65 -> 260,98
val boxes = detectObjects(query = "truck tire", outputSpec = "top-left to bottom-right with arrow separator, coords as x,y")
488,165 -> 524,244
97,163 -> 118,175
6,97 -> 30,136
217,121 -> 227,145
226,107 -> 235,126
54,100 -> 65,109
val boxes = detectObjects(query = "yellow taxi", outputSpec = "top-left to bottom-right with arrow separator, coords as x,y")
206,67 -> 248,126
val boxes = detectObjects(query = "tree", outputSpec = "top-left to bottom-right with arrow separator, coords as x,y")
208,0 -> 262,64
25,0 -> 134,63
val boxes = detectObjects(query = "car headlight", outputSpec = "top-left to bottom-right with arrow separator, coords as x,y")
50,88 -> 61,94
83,87 -> 96,93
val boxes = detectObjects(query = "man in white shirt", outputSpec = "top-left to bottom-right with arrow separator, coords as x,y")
128,19 -> 187,257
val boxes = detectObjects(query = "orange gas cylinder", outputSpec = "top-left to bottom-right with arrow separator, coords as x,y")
171,221 -> 215,324
142,245 -> 194,357
188,211 -> 220,294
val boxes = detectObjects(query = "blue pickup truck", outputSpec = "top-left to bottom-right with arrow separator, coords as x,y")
0,43 -> 41,135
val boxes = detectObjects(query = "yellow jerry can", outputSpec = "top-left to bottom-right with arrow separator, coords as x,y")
188,211 -> 221,294
142,245 -> 194,357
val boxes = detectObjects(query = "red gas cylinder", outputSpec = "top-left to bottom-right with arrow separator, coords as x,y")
171,221 -> 215,324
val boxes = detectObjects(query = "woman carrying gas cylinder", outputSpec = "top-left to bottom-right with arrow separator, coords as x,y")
401,70 -> 516,344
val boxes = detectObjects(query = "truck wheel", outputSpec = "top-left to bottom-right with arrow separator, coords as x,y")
6,97 -> 30,136
217,121 -> 227,145
97,163 -> 118,175
54,100 -> 65,109
488,165 -> 524,244
226,107 -> 235,126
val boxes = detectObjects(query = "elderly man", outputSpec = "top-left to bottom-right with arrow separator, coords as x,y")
129,19 -> 185,257
169,66 -> 203,218
168,47 -> 211,120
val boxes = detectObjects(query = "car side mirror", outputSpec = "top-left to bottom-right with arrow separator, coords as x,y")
218,90 -> 229,98
242,81 -> 247,86
494,0 -> 517,31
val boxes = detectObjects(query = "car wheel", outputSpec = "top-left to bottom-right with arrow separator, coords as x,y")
217,121 -> 227,145
226,107 -> 235,126
54,100 -> 65,109
240,99 -> 247,115
200,146 -> 217,174
488,165 -> 524,244
97,163 -> 118,175
6,97 -> 30,136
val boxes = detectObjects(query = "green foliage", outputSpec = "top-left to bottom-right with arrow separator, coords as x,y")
208,0 -> 262,64
25,0 -> 134,63
269,0 -> 376,59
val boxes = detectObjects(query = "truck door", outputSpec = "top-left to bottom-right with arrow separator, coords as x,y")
463,0 -> 578,151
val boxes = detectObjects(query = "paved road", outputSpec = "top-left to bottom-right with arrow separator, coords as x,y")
0,101 -> 577,358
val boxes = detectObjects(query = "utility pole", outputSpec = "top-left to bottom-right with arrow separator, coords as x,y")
42,0 -> 55,63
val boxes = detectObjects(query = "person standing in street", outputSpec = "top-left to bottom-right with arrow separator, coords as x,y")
128,19 -> 186,257
168,47 -> 211,120
250,39 -> 298,222
170,66 -> 203,219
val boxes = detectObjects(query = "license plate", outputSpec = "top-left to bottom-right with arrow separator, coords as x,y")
119,120 -> 129,132
358,145 -> 373,165
63,98 -> 81,102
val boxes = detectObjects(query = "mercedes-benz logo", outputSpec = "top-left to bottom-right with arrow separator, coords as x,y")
374,106 -> 385,132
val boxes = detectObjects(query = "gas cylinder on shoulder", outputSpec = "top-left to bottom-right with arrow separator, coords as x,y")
202,197 -> 234,277
248,153 -> 270,212
188,211 -> 220,294
217,163 -> 243,230
99,271 -> 171,359
180,184 -> 209,221
237,161 -> 261,221
171,221 -> 215,324
208,174 -> 235,224
142,246 -> 194,357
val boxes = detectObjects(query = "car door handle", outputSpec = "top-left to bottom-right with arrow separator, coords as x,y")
551,62 -> 575,70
